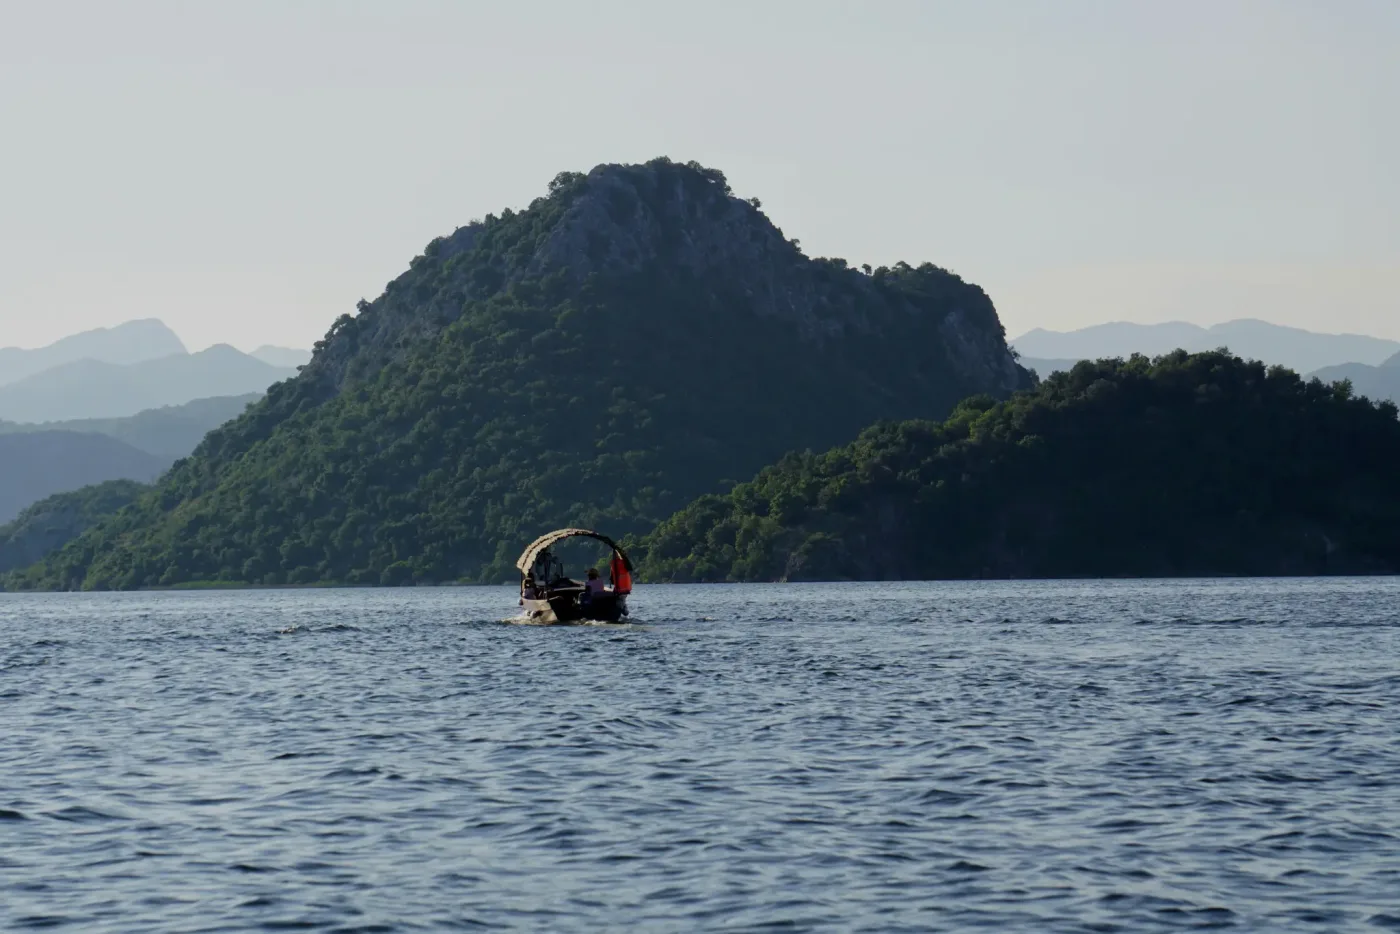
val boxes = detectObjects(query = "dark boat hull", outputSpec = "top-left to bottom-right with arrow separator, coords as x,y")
521,593 -> 628,624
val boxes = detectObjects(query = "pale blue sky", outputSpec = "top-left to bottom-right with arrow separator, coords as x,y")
1,0 -> 1396,351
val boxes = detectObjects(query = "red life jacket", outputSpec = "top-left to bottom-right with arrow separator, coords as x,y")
610,551 -> 633,595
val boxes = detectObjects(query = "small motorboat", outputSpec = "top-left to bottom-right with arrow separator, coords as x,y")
516,528 -> 635,624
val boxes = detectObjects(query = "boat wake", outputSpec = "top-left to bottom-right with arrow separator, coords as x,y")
498,614 -> 641,627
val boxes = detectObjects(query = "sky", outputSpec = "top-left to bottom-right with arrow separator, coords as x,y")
0,0 -> 1396,352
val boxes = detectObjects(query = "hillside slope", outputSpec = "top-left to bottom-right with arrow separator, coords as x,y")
0,480 -> 149,574
638,352 -> 1400,581
7,158 -> 1029,590
0,347 -> 293,422
0,432 -> 167,524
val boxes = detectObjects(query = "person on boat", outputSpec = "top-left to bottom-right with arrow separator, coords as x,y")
521,576 -> 539,602
532,550 -> 550,583
581,567 -> 610,604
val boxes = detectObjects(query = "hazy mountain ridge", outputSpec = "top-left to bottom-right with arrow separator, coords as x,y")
1308,362 -> 1400,405
0,393 -> 262,459
0,346 -> 293,422
0,319 -> 187,387
0,433 -> 167,524
7,157 -> 1031,590
1012,319 -> 1400,375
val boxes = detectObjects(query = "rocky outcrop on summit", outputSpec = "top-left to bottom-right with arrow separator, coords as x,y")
302,159 -> 1024,401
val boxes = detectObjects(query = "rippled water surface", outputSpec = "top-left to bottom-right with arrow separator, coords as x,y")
3,579 -> 1400,932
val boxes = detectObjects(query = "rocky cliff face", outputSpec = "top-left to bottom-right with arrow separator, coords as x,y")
301,158 -> 1027,403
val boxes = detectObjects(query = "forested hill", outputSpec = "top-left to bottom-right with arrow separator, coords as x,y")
5,158 -> 1028,590
637,352 -> 1400,582
0,481 -> 148,575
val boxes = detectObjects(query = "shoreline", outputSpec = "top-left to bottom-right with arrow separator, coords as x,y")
4,571 -> 1399,596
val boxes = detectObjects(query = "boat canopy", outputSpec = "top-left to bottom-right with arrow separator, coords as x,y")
515,528 -> 635,575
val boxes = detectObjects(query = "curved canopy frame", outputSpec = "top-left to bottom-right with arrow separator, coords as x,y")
515,528 -> 634,575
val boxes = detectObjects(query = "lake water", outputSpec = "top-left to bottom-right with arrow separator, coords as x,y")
3,579 -> 1399,932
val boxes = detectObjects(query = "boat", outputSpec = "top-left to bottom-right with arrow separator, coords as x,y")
516,528 -> 635,624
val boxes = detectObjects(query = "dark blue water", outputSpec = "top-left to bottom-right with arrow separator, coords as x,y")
3,579 -> 1399,932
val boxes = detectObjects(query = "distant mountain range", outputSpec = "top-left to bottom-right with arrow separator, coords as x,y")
0,322 -> 302,527
0,393 -> 261,460
0,345 -> 294,422
0,319 -> 187,387
1309,353 -> 1400,405
1,321 -> 310,419
0,394 -> 261,528
1013,320 -> 1400,404
0,432 -> 167,524
1012,319 -> 1400,375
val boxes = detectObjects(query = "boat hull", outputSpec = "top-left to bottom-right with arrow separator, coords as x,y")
521,593 -> 628,624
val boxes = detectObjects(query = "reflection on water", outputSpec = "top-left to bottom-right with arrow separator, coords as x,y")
3,578 -> 1400,931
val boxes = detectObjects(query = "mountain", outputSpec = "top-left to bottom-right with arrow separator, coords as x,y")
0,394 -> 261,460
1308,362 -> 1400,405
5,158 -> 1030,591
0,346 -> 294,422
638,351 -> 1400,582
1017,357 -> 1082,379
1013,322 -> 1207,361
0,480 -> 149,574
0,319 -> 186,387
1011,319 -> 1400,374
251,346 -> 312,368
0,432 -> 167,524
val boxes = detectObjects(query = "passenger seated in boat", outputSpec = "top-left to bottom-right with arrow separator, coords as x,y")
521,576 -> 539,601
581,567 -> 610,603
532,549 -> 565,588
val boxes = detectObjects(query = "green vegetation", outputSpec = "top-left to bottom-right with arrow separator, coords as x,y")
0,480 -> 149,575
637,352 -> 1400,581
4,159 -> 1025,591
